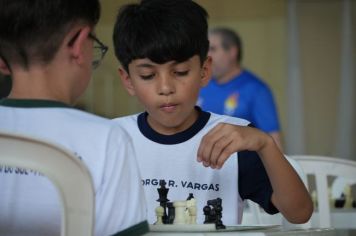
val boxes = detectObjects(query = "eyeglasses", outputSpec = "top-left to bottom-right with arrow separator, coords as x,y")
88,33 -> 108,70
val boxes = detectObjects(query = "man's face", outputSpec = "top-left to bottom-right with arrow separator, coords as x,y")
208,34 -> 236,79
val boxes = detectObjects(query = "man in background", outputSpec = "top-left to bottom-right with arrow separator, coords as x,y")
199,27 -> 283,150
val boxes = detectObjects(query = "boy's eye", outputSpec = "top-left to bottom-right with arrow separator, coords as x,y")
140,74 -> 155,80
174,70 -> 189,76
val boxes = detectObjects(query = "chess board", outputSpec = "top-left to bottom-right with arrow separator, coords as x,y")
149,224 -> 280,232
150,224 -> 215,232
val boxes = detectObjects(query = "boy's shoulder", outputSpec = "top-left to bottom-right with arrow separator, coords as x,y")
111,112 -> 142,132
207,110 -> 251,127
0,101 -> 122,136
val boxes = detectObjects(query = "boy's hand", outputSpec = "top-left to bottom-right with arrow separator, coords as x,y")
197,123 -> 271,169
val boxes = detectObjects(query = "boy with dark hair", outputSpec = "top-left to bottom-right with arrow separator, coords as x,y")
113,0 -> 312,225
0,0 -> 147,235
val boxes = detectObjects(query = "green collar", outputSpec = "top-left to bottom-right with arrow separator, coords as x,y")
111,221 -> 149,236
0,98 -> 71,108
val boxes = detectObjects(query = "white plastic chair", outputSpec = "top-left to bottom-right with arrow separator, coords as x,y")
290,155 -> 356,228
242,155 -> 311,229
0,132 -> 94,236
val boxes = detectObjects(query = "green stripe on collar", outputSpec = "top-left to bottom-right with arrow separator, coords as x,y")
111,221 -> 149,236
0,99 -> 71,108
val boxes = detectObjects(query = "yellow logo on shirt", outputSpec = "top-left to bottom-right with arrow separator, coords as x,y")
224,93 -> 238,116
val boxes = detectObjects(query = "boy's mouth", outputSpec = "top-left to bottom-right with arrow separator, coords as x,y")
160,103 -> 178,112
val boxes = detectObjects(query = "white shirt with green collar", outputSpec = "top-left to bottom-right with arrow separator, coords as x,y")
0,99 -> 148,236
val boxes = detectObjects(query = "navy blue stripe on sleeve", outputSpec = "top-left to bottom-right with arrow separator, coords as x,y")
238,150 -> 279,214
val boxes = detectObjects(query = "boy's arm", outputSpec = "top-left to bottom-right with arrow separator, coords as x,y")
269,131 -> 283,151
197,123 -> 313,224
257,135 -> 313,224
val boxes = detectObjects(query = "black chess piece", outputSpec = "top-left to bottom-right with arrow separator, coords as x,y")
203,198 -> 225,229
352,200 -> 356,208
157,180 -> 170,224
214,198 -> 226,229
187,193 -> 195,200
167,202 -> 175,224
203,205 -> 212,224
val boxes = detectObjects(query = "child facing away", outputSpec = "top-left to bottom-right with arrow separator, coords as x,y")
112,0 -> 313,225
0,0 -> 148,235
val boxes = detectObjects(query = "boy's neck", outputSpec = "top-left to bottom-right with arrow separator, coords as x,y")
8,64 -> 74,105
146,108 -> 200,135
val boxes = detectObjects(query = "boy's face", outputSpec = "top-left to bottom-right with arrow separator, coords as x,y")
120,55 -> 211,134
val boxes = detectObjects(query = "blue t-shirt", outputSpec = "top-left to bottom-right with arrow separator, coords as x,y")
198,69 -> 280,133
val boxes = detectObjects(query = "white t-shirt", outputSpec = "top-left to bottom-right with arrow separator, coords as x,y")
113,108 -> 251,225
0,99 -> 148,236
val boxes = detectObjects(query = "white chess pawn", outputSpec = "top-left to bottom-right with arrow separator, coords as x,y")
184,203 -> 190,224
187,198 -> 197,224
188,206 -> 197,224
154,206 -> 164,225
173,201 -> 187,225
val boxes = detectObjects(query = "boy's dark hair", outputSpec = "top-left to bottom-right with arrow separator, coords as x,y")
0,0 -> 100,70
209,27 -> 243,63
113,0 -> 209,72
0,75 -> 12,99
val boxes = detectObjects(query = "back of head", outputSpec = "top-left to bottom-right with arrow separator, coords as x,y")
0,0 -> 100,70
209,27 -> 243,63
113,0 -> 209,72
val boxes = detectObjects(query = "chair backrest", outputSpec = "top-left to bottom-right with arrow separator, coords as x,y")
0,132 -> 94,236
242,155 -> 311,229
289,155 -> 356,228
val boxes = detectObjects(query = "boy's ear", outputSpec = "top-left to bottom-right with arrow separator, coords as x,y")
66,26 -> 92,66
118,67 -> 136,96
0,58 -> 11,75
200,56 -> 212,87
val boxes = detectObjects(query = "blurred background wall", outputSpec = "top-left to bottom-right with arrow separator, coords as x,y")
2,0 -> 354,160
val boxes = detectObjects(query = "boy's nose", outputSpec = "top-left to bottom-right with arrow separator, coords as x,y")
157,76 -> 175,96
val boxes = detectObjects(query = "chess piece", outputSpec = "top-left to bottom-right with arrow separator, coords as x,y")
154,206 -> 164,225
173,201 -> 187,225
204,198 -> 225,229
166,202 -> 175,224
203,205 -> 212,224
187,198 -> 197,224
214,198 -> 226,229
184,202 -> 190,224
157,180 -> 170,224
187,193 -> 194,200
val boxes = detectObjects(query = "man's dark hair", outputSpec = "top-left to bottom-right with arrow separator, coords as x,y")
0,0 -> 100,70
113,0 -> 209,72
210,27 -> 243,63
